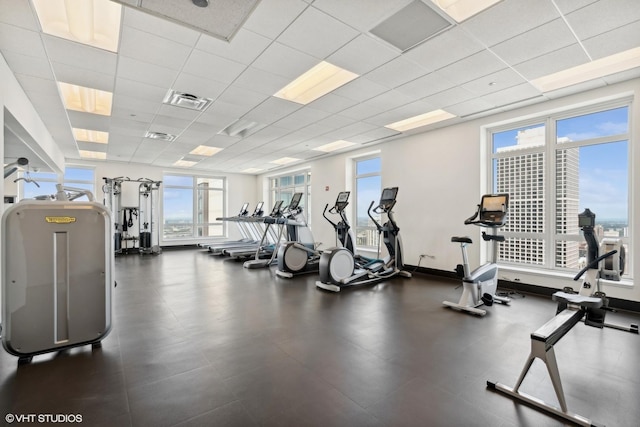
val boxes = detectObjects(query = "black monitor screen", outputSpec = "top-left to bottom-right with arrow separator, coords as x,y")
270,200 -> 283,216
289,192 -> 303,209
337,191 -> 350,203
239,202 -> 249,215
578,212 -> 595,227
254,201 -> 264,214
380,187 -> 398,204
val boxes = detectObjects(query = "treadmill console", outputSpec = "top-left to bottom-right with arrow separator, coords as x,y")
288,192 -> 303,210
239,202 -> 250,216
270,200 -> 284,216
479,193 -> 509,226
253,201 -> 264,216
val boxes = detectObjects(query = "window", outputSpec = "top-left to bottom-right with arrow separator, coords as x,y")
269,170 -> 311,220
354,156 -> 381,249
488,103 -> 631,277
21,166 -> 95,201
163,174 -> 225,240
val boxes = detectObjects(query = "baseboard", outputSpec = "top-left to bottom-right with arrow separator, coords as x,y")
406,265 -> 640,314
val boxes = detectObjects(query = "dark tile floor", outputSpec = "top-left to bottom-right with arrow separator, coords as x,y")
1,249 -> 639,426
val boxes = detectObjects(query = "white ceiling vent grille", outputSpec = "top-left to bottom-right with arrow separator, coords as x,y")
370,0 -> 452,52
163,90 -> 213,111
145,131 -> 177,142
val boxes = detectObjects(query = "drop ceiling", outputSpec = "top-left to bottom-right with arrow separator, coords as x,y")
1,0 -> 639,174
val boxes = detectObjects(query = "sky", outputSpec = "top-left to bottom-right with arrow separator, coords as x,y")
492,106 -> 629,222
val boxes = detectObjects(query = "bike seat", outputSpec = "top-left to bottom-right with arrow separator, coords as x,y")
451,236 -> 472,244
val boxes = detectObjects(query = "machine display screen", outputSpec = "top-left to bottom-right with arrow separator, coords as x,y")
239,203 -> 249,215
481,194 -> 508,212
380,187 -> 398,204
337,191 -> 350,203
270,200 -> 283,216
254,201 -> 264,214
289,192 -> 303,209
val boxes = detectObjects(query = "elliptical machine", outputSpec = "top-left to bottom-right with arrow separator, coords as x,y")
315,187 -> 411,292
444,193 -> 511,316
322,191 -> 355,253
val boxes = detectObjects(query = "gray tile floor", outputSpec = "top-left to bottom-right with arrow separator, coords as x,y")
1,249 -> 639,426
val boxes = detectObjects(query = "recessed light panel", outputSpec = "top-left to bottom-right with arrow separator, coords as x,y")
313,140 -> 356,153
73,128 -> 109,144
531,47 -> 640,92
33,0 -> 122,52
429,0 -> 503,23
242,168 -> 263,173
385,109 -> 456,132
173,159 -> 199,168
190,145 -> 223,156
274,61 -> 359,105
58,82 -> 113,116
270,157 -> 300,165
79,150 -> 106,160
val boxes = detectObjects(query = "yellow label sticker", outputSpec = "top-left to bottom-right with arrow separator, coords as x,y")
45,216 -> 76,224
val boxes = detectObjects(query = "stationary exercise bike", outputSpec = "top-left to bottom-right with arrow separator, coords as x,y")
444,193 -> 511,316
315,187 -> 411,292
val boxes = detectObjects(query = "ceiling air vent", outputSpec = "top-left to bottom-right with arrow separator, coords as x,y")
370,0 -> 452,52
163,89 -> 213,111
219,119 -> 266,138
145,131 -> 177,142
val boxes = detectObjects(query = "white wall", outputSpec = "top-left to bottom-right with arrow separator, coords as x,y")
258,78 -> 640,302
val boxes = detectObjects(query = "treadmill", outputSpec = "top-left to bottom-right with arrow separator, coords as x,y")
208,202 -> 264,255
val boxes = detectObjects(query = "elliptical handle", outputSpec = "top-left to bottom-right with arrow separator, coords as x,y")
367,200 -> 382,230
573,249 -> 618,281
322,203 -> 337,228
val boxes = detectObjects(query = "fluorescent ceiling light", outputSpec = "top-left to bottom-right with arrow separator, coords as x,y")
313,140 -> 356,153
32,0 -> 122,52
79,150 -> 106,160
270,157 -> 300,165
73,128 -> 109,144
58,82 -> 113,116
385,109 -> 456,132
429,0 -> 502,23
173,159 -> 198,168
242,168 -> 263,173
531,47 -> 640,92
274,61 -> 359,105
190,145 -> 223,156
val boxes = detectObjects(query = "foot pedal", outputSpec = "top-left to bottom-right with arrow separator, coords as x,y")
481,293 -> 494,306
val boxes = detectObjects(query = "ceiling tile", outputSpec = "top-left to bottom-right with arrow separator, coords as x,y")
312,0 -> 413,33
2,52 -> 55,80
422,86 -> 476,108
306,92 -> 358,114
553,0 -> 598,14
482,83 -> 543,108
566,0 -> 640,40
113,94 -> 161,115
0,23 -> 46,57
513,43 -> 590,80
171,72 -> 227,100
277,6 -> 359,59
232,67 -> 292,96
462,0 -> 560,47
396,70 -> 457,99
365,56 -> 429,89
404,27 -> 484,73
182,49 -> 247,83
156,104 -> 201,122
115,77 -> 168,103
242,97 -> 302,125
15,74 -> 59,97
327,34 -> 399,75
51,61 -> 115,92
490,19 -> 577,66
67,110 -> 111,132
43,35 -> 117,74
252,41 -> 318,80
364,100 -> 437,126
331,77 -> 388,102
195,29 -> 271,65
0,0 -> 40,30
460,68 -> 526,96
582,20 -> 640,60
445,98 -> 496,117
242,0 -> 308,39
117,56 -> 179,87
119,26 -> 193,70
122,6 -> 201,46
109,118 -> 150,137
349,126 -> 399,144
435,50 -> 507,86
273,107 -> 333,130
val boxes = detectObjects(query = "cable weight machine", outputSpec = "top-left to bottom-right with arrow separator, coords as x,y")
102,177 -> 162,255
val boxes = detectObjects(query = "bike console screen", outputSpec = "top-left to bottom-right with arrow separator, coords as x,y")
479,193 -> 509,225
